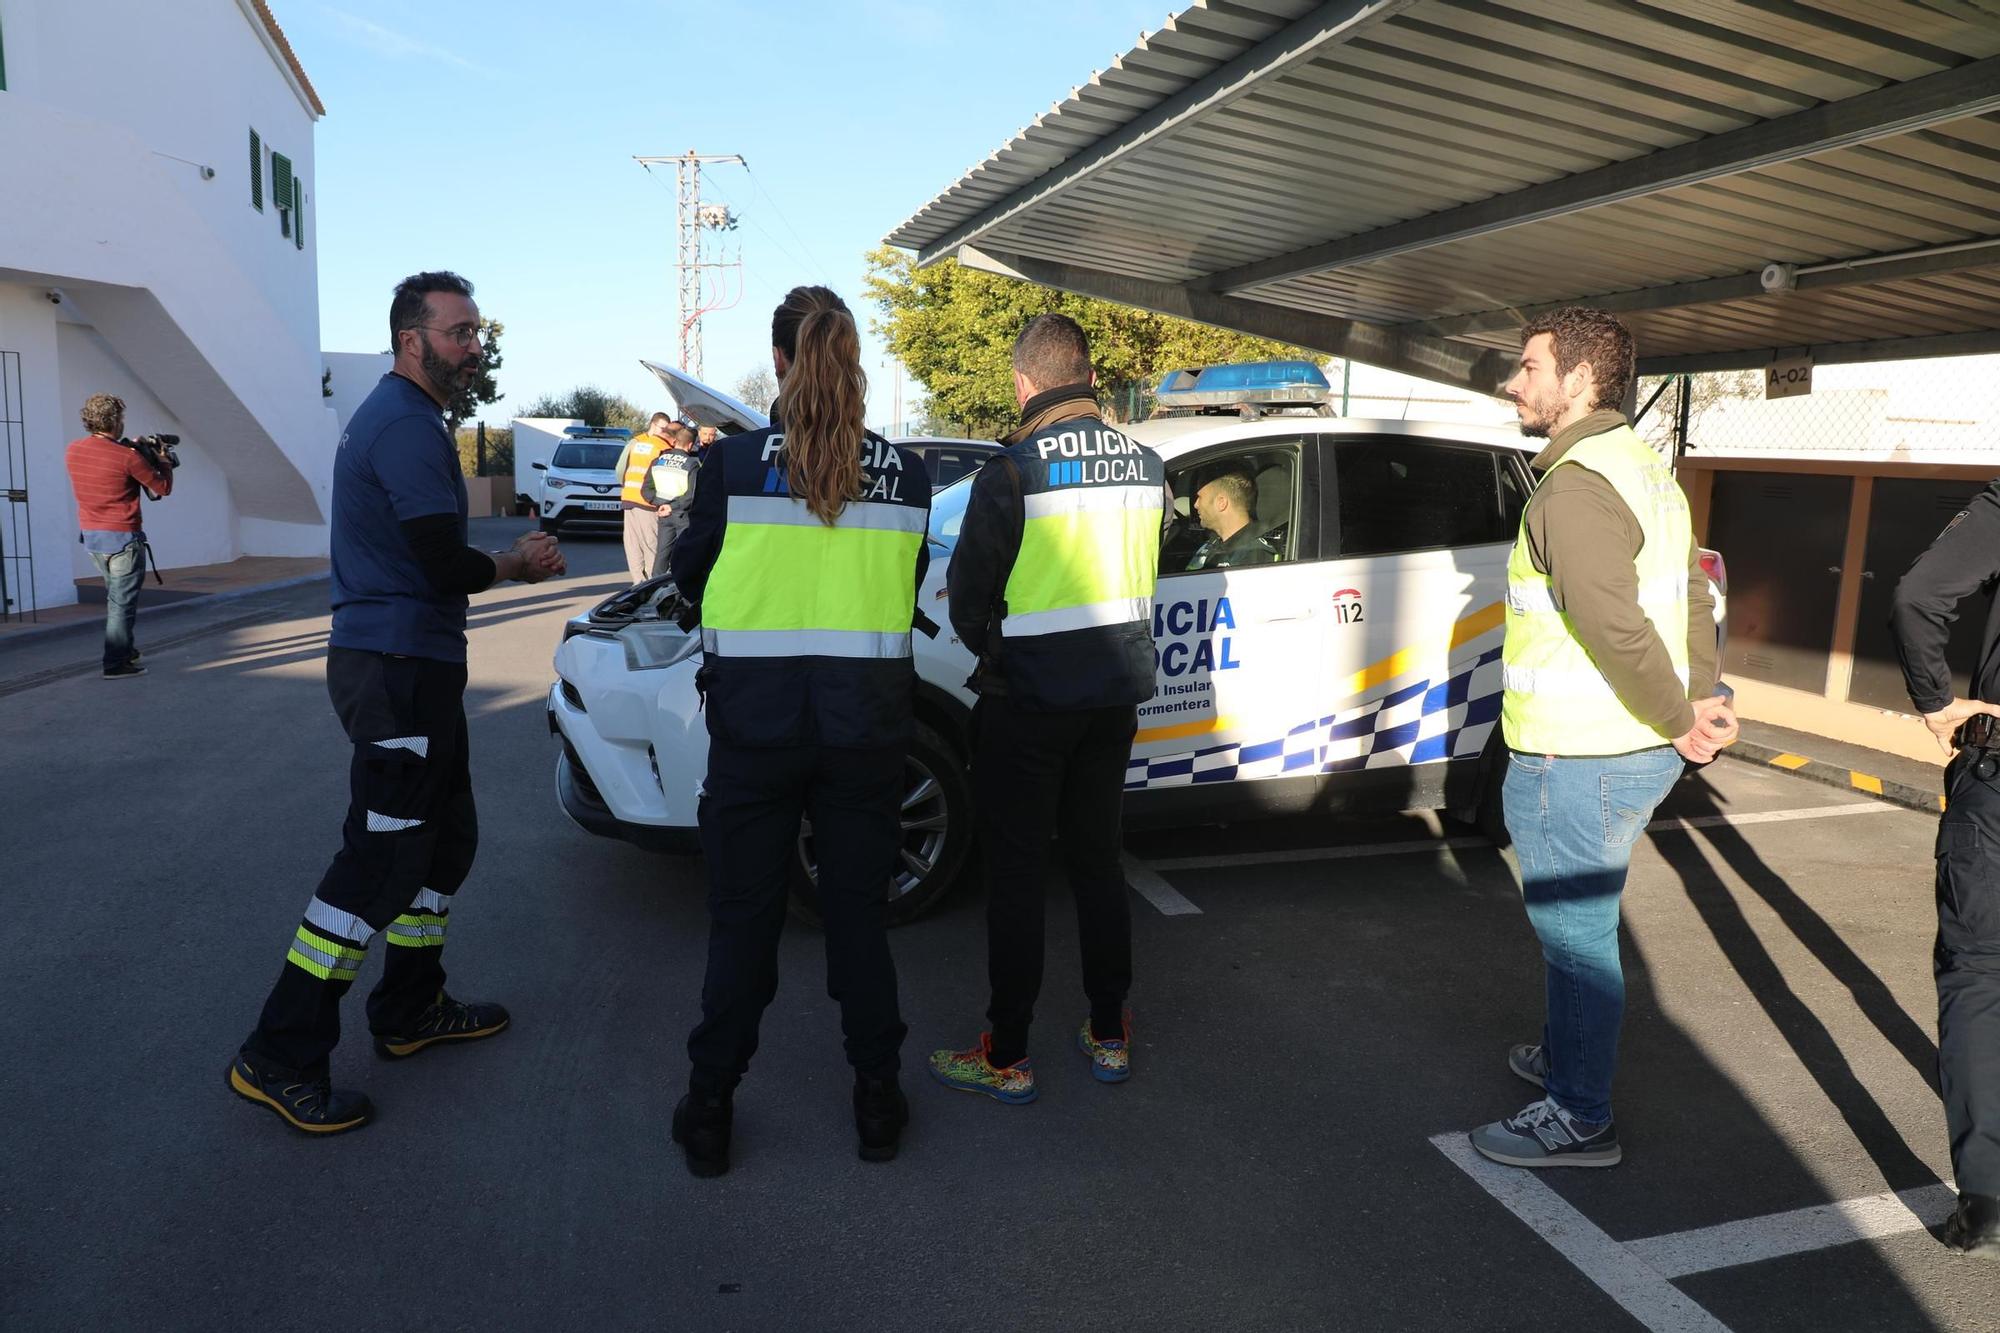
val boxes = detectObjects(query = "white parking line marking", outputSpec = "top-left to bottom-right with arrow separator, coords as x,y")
1625,1184 -> 1957,1279
1430,1133 -> 1731,1333
1143,803 -> 1902,872
1121,853 -> 1202,916
1647,803 -> 1901,832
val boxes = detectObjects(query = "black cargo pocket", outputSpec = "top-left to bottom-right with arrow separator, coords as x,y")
1937,821 -> 1998,951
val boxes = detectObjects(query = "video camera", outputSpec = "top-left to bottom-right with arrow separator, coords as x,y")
119,434 -> 181,499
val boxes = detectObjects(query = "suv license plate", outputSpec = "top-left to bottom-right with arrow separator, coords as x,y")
583,501 -> 621,511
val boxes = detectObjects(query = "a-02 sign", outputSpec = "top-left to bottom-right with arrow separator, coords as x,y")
1765,356 -> 1813,400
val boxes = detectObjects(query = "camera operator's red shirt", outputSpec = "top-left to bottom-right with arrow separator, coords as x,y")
64,434 -> 173,532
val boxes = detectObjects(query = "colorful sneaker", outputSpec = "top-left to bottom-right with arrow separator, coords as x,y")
226,1053 -> 372,1135
1470,1096 -> 1621,1168
1507,1042 -> 1548,1089
927,1033 -> 1036,1104
372,991 -> 510,1059
1077,1011 -> 1133,1083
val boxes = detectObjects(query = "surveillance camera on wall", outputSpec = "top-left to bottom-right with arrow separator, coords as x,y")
44,290 -> 61,305
200,166 -> 216,180
1759,262 -> 1798,293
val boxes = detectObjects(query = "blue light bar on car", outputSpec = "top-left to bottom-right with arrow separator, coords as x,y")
1154,359 -> 1330,408
562,425 -> 634,438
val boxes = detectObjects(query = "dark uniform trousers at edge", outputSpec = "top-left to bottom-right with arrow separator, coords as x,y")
686,741 -> 908,1094
979,695 -> 1136,1061
244,647 -> 477,1073
1936,749 -> 2000,1195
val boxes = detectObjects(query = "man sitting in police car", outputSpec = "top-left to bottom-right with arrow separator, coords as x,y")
1185,471 -> 1275,571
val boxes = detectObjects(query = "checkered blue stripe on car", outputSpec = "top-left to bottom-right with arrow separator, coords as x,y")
1124,647 -> 1503,790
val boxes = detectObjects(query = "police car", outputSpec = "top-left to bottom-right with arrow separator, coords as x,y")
532,425 -> 632,535
548,362 -> 1726,923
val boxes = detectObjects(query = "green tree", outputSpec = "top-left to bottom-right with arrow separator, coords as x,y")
863,246 -> 1316,436
454,424 -> 513,478
445,318 -> 505,430
516,385 -> 644,432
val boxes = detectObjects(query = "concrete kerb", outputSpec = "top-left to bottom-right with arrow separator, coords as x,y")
1720,735 -> 1945,815
0,571 -> 330,648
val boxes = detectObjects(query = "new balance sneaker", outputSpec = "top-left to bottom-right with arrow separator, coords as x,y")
1470,1097 -> 1621,1168
672,1090 -> 734,1178
1077,1011 -> 1133,1083
1945,1193 -> 2000,1257
1508,1042 -> 1548,1089
226,1053 -> 372,1135
853,1074 -> 909,1163
372,992 -> 510,1059
927,1033 -> 1037,1104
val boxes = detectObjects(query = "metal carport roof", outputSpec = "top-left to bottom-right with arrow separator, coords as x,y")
886,0 -> 2000,392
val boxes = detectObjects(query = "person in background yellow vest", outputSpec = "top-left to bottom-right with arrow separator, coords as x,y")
612,411 -> 673,584
1469,307 -> 1737,1170
665,286 -> 932,1177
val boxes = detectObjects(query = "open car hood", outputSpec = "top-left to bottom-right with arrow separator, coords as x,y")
641,361 -> 769,436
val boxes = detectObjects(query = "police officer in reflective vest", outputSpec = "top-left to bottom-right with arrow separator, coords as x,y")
666,286 -> 932,1176
1892,486 -> 2000,1255
1468,307 -> 1736,1170
931,312 -> 1166,1103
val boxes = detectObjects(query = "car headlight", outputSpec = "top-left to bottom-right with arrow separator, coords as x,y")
621,622 -> 702,671
546,477 -> 570,490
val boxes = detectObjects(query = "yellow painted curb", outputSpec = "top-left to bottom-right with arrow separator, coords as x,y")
1850,771 -> 1885,795
1769,753 -> 1810,771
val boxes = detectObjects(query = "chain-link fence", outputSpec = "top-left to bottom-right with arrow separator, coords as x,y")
1643,355 -> 2000,466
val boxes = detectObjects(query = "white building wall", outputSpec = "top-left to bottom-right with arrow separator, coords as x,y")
0,0 -> 332,607
323,353 -> 394,439
0,0 -> 321,359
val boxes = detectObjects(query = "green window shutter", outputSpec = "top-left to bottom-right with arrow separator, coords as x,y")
249,129 -> 263,211
272,152 -> 293,238
293,183 -> 305,251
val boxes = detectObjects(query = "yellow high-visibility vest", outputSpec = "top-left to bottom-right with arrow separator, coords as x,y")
1500,424 -> 1693,756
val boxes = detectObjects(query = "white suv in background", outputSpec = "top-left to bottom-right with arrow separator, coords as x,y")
532,427 -> 630,535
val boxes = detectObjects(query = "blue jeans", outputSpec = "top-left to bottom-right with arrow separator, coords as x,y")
89,536 -> 146,669
1503,746 -> 1683,1124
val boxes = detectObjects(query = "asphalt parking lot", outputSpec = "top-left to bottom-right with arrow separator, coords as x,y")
3,519 -> 1993,1332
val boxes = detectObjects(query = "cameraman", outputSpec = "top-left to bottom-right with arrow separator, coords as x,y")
64,393 -> 174,679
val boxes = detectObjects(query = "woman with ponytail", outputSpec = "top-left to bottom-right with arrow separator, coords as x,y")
663,286 -> 933,1177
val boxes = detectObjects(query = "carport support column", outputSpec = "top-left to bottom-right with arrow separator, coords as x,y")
1823,476 -> 1872,705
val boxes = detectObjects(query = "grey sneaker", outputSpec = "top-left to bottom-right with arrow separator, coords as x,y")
1470,1097 -> 1621,1168
1508,1042 -> 1548,1089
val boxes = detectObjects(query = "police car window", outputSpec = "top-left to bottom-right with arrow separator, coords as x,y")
1161,447 -> 1298,577
1334,439 -> 1510,556
925,449 -> 985,489
927,472 -> 974,550
552,443 -> 624,471
1498,454 -> 1530,533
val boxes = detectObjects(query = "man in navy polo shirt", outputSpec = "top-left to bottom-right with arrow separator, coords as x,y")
229,271 -> 565,1135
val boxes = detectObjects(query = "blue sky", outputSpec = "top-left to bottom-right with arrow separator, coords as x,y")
285,0 -> 1167,429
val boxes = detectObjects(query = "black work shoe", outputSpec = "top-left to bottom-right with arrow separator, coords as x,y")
1944,1192 -> 2000,1256
672,1092 -> 733,1178
853,1074 -> 909,1163
227,1053 -> 372,1135
102,662 -> 147,679
372,992 -> 510,1059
